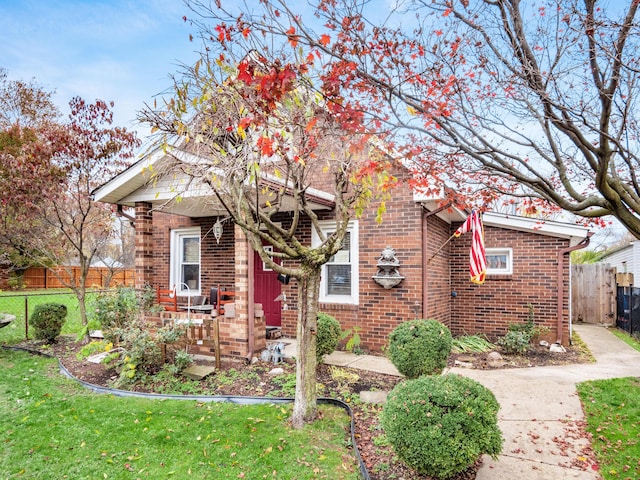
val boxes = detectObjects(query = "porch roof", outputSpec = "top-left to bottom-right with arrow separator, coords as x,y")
93,147 -> 336,217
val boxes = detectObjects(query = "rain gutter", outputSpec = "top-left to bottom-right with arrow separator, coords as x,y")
247,242 -> 255,362
556,233 -> 592,345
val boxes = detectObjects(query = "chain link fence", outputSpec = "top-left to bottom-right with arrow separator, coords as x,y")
0,290 -> 102,344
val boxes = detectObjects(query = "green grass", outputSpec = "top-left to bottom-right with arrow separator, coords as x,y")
610,328 -> 640,353
577,377 -> 640,480
0,289 -> 93,344
0,348 -> 359,479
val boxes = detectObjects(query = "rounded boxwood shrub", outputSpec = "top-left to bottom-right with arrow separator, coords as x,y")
30,303 -> 68,344
316,312 -> 341,362
388,319 -> 453,378
381,374 -> 503,479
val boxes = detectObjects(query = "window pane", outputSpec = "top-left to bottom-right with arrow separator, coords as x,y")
330,232 -> 351,263
182,264 -> 200,290
487,254 -> 507,270
327,264 -> 351,295
183,237 -> 200,263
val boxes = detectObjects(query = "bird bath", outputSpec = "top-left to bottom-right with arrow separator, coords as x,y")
0,313 -> 16,329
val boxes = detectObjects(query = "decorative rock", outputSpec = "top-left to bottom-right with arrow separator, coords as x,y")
89,329 -> 104,339
539,340 -> 550,347
550,343 -> 566,353
250,356 -> 259,365
486,351 -> 506,368
268,367 -> 285,376
86,347 -> 123,364
454,360 -> 474,368
360,391 -> 388,404
457,355 -> 476,363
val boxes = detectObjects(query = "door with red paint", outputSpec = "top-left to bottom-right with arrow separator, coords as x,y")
254,246 -> 282,327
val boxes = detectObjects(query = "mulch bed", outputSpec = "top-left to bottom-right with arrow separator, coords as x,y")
8,336 -> 593,480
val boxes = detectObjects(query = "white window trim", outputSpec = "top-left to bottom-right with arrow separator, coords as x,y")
170,227 -> 202,295
485,247 -> 513,275
312,220 -> 359,305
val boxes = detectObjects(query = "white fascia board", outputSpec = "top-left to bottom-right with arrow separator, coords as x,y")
93,146 -> 220,205
483,212 -> 590,245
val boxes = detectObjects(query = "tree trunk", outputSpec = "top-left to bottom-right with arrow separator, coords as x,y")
290,267 -> 321,429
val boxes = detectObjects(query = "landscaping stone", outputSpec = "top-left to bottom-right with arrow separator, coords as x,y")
268,367 -> 285,375
454,359 -> 474,368
359,390 -> 388,404
86,348 -> 123,364
486,351 -> 506,368
182,364 -> 216,381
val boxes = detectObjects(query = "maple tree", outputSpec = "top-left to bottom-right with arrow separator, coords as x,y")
140,45 -> 392,426
0,69 -> 139,327
186,0 -> 640,238
0,68 -> 68,276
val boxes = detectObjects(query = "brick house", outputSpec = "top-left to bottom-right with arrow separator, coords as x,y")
93,147 -> 591,360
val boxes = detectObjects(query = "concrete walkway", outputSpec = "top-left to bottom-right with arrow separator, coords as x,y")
279,324 -> 640,479
457,323 -> 640,480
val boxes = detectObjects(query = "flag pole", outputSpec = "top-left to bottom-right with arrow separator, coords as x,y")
426,232 -> 457,264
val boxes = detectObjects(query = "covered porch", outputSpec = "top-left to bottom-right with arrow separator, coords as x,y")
93,146 -> 335,361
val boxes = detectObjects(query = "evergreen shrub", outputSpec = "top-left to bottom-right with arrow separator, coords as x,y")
388,319 -> 452,378
381,374 -> 503,479
316,312 -> 342,362
30,303 -> 68,344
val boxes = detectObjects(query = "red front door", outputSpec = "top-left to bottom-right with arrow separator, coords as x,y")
254,246 -> 282,327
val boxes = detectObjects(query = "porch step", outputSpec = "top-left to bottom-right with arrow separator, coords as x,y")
266,327 -> 282,339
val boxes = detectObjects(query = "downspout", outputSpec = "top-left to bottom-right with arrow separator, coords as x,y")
556,233 -> 592,345
246,242 -> 255,362
421,203 -> 453,318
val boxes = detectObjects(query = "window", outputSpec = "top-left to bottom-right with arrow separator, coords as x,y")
485,248 -> 512,275
170,228 -> 201,295
313,221 -> 359,304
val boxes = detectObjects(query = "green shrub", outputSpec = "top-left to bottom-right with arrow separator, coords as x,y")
381,374 -> 503,479
497,330 -> 531,354
498,303 -> 550,354
29,303 -> 68,344
388,319 -> 453,378
174,349 -> 194,373
111,319 -> 184,386
316,312 -> 341,362
90,287 -> 139,331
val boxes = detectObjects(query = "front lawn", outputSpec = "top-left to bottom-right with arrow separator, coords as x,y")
577,329 -> 640,480
0,348 -> 358,479
577,377 -> 640,480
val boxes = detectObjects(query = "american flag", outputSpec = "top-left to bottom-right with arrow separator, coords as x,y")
454,210 -> 486,285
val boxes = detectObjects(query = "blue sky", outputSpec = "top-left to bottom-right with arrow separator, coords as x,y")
0,0 -> 199,139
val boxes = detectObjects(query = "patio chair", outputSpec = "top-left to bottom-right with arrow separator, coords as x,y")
212,284 -> 235,315
156,287 -> 178,312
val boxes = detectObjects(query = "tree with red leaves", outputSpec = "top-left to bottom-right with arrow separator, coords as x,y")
140,47 -> 392,426
183,0 -> 640,238
0,69 -> 139,328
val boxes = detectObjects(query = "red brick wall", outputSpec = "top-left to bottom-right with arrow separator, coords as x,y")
450,224 -> 569,343
281,182 -> 425,352
149,213 -> 236,295
423,213 -> 452,326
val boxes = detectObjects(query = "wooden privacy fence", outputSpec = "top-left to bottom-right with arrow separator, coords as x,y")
571,263 -> 616,326
21,266 -> 135,289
